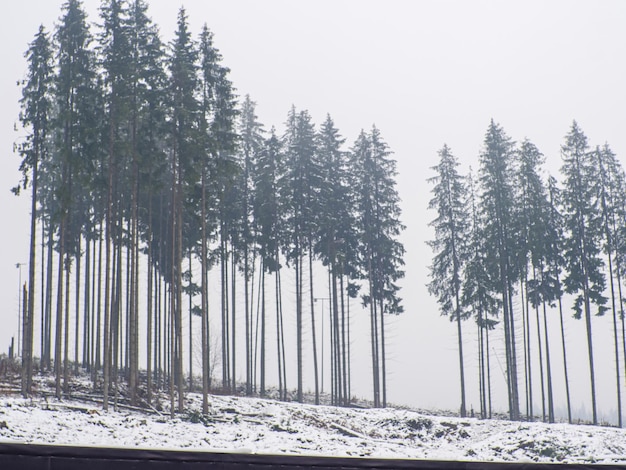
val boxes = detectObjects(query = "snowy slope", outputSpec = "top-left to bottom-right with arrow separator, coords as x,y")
1,385 -> 626,464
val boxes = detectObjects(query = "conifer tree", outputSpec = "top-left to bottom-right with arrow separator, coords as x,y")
238,95 -> 264,396
560,121 -> 607,425
546,175 -> 572,423
16,24 -> 54,396
462,168 -> 499,419
280,107 -> 320,403
316,114 -> 353,406
477,120 -> 520,420
516,139 -> 555,422
427,144 -> 470,417
167,6 -> 201,415
350,126 -> 404,407
253,128 -> 284,398
53,0 -> 99,398
594,143 -> 625,427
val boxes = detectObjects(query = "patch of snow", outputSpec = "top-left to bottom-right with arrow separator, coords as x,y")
0,382 -> 625,463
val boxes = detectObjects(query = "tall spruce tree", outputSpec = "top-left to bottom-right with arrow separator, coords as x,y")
315,114 -> 353,406
16,24 -> 54,396
462,168 -> 499,419
53,0 -> 100,398
254,127 -> 284,398
594,143 -> 625,427
280,107 -> 320,403
515,139 -> 555,422
427,144 -> 470,417
477,120 -> 520,420
238,95 -> 264,396
560,121 -> 607,425
546,175 -> 573,423
167,6 -> 201,415
350,126 -> 404,407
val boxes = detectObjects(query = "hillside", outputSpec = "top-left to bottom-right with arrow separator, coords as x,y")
0,374 -> 625,464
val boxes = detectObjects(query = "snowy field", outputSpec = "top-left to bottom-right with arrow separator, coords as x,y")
0,380 -> 626,464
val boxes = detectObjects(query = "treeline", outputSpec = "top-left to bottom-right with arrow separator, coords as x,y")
429,119 -> 626,425
14,0 -> 404,414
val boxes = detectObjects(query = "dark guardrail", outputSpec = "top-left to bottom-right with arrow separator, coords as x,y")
0,443 -> 621,470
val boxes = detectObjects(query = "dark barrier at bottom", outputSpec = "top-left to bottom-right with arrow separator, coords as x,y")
0,443 -> 622,470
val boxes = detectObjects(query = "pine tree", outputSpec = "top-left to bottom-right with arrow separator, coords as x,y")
594,143 -> 625,427
515,139 -> 555,422
253,127 -> 284,398
238,95 -> 264,396
53,0 -> 100,398
315,114 -> 353,406
546,175 -> 572,423
560,121 -> 607,425
461,168 -> 499,419
428,144 -> 470,417
15,24 -> 54,396
127,0 -> 168,407
477,120 -> 520,420
350,126 -> 404,407
280,107 -> 320,403
167,6 -> 201,415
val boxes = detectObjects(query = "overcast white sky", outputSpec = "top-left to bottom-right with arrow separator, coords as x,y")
2,0 -> 626,423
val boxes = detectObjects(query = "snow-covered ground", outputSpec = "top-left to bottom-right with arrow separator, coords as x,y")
0,380 -> 625,464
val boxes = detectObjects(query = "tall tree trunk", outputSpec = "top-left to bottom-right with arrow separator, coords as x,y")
83,235 -> 91,369
535,304 -> 546,421
44,226 -> 54,372
188,251 -> 194,392
74,240 -> 81,376
23,146 -> 38,396
147,202 -> 153,406
486,324 -> 493,419
201,172 -> 209,414
608,254 -> 622,427
583,284 -> 598,425
520,279 -> 532,420
308,246 -> 319,405
278,259 -> 287,399
455,287 -> 466,417
555,275 -> 572,423
340,271 -> 348,406
231,249 -> 237,392
176,169 -> 185,413
379,296 -> 387,408
54,220 -> 65,399
296,248 -> 303,403
542,300 -> 554,423
63,253 -> 71,394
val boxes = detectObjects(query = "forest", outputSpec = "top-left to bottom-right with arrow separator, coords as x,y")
15,0 -> 625,431
429,119 -> 626,426
13,0 -> 405,416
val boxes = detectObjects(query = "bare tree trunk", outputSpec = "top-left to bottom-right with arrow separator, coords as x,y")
83,235 -> 91,369
535,304 -> 546,422
201,172 -> 209,414
54,220 -> 66,398
63,254 -> 71,395
231,249 -> 237,392
308,247 -> 319,405
74,241 -> 81,376
542,300 -> 555,423
189,251 -> 193,392
43,226 -> 54,372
